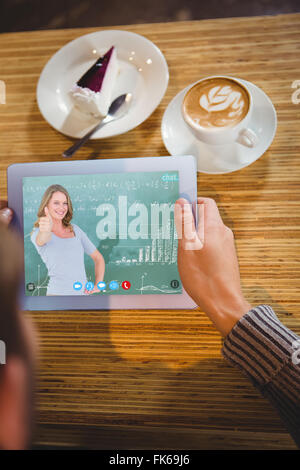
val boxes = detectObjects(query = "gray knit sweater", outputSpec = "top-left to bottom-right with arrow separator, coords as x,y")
222,304 -> 300,448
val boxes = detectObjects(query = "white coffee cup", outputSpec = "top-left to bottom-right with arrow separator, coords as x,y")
182,76 -> 258,148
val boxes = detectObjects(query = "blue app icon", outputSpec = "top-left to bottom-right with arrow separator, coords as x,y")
109,280 -> 119,290
73,282 -> 82,291
85,281 -> 94,291
97,281 -> 106,291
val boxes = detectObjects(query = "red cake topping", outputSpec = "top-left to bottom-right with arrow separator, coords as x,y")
77,46 -> 114,93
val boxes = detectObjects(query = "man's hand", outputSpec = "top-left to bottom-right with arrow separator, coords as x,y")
174,197 -> 251,337
38,206 -> 53,233
0,200 -> 13,225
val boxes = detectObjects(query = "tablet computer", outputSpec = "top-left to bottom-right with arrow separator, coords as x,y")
7,155 -> 198,311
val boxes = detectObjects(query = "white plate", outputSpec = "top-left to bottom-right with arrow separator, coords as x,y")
161,79 -> 277,174
37,30 -> 169,139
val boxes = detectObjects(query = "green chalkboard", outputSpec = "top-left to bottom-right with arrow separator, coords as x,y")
23,171 -> 181,296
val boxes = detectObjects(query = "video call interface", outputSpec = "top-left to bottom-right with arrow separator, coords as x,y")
23,170 -> 182,297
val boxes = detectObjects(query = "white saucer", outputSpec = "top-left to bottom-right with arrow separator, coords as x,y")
37,30 -> 169,139
161,79 -> 277,174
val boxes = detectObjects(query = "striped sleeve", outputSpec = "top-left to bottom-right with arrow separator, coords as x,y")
221,304 -> 300,448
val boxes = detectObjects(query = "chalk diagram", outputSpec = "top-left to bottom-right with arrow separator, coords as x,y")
28,264 -> 49,296
137,273 -> 180,294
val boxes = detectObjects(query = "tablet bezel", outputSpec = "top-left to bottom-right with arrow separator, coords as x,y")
7,155 -> 198,311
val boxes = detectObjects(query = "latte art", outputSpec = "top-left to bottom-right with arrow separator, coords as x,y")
200,86 -> 244,113
183,78 -> 250,129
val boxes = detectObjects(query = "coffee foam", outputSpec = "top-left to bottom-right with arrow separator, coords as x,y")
183,78 -> 250,129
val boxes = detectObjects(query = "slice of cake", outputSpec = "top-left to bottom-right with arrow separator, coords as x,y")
70,46 -> 118,118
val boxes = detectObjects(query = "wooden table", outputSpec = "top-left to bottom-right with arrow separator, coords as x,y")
0,13 -> 300,450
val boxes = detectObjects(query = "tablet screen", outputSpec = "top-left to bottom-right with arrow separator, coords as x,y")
23,170 -> 182,297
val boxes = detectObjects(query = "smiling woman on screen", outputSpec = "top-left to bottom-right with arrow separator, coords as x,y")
30,184 -> 105,296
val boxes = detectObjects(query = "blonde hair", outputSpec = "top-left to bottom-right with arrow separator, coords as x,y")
33,184 -> 73,232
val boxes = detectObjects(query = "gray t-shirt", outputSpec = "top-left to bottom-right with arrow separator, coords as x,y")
31,224 -> 96,295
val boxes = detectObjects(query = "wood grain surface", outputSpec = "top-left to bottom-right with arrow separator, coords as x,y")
0,13 -> 300,450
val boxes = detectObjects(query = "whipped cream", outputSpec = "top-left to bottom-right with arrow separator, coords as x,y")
70,46 -> 118,118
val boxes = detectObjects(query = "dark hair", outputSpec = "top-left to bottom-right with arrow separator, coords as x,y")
0,224 -> 28,377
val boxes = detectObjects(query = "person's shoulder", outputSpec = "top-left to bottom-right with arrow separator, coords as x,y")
72,223 -> 79,232
72,223 -> 83,236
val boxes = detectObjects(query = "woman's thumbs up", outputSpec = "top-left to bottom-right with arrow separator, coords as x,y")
39,206 -> 53,233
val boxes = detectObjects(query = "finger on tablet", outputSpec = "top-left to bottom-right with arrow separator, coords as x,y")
0,208 -> 13,225
197,199 -> 205,245
0,200 -> 13,225
174,198 -> 184,241
175,198 -> 195,243
175,198 -> 203,250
